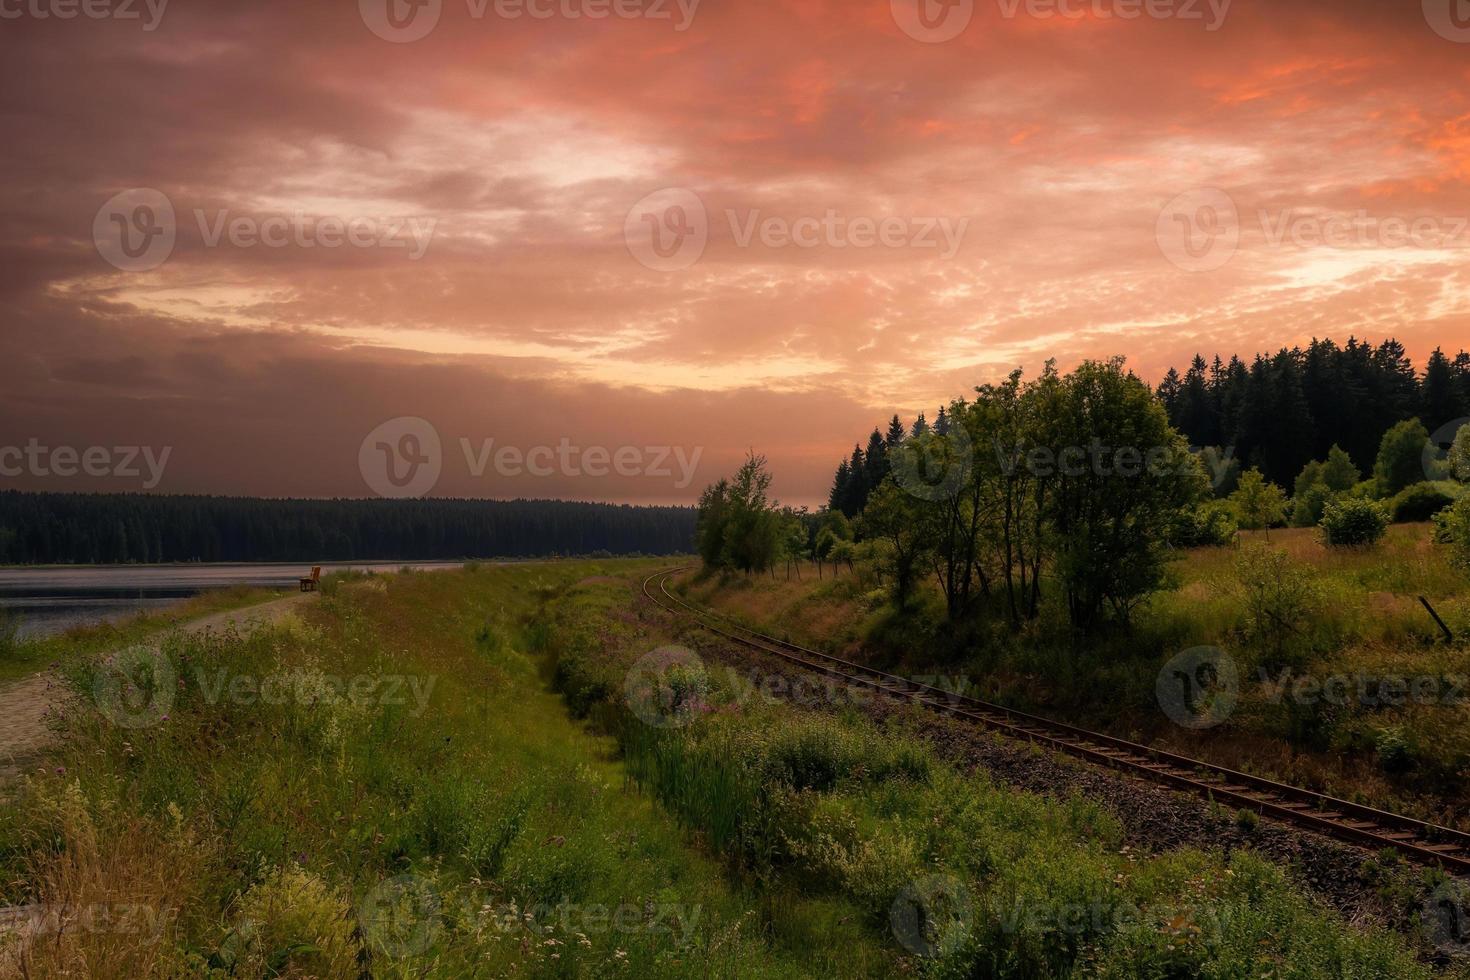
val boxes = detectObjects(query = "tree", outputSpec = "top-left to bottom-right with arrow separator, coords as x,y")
696,479 -> 731,565
827,460 -> 850,513
860,481 -> 933,609
1422,348 -> 1468,428
1040,359 -> 1208,630
1373,419 -> 1429,497
885,414 -> 907,448
1320,445 -> 1360,493
697,453 -> 781,574
779,508 -> 811,579
1449,424 -> 1470,483
1230,469 -> 1288,535
1435,497 -> 1470,574
910,413 -> 930,438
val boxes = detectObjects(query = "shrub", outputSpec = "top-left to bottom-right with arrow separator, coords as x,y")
225,868 -> 360,978
1289,482 -> 1333,528
1388,482 -> 1456,523
1373,419 -> 1430,497
1435,496 -> 1470,572
1168,500 -> 1237,547
1228,469 -> 1288,532
1232,546 -> 1322,666
1319,497 -> 1390,547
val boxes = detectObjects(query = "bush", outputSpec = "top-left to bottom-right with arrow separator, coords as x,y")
1168,500 -> 1238,547
1388,482 -> 1456,523
1232,546 -> 1322,666
1435,496 -> 1470,573
225,868 -> 360,978
1319,497 -> 1390,547
1289,483 -> 1333,528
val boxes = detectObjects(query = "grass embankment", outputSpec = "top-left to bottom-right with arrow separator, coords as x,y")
1,560 -> 1459,977
543,573 -> 1455,978
683,524 -> 1470,828
0,562 -> 873,977
0,585 -> 284,685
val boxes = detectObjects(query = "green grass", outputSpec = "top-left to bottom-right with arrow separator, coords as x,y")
4,559 -> 1460,977
0,585 -> 284,685
688,525 -> 1470,826
0,561 -> 891,977
539,572 -> 1454,979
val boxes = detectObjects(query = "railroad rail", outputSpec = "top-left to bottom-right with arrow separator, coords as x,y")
643,567 -> 1470,876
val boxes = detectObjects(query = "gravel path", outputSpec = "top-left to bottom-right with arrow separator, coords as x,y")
0,593 -> 313,791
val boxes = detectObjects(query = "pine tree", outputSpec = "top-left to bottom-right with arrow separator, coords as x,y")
911,413 -> 930,438
1422,348 -> 1467,429
885,414 -> 907,448
828,460 -> 850,513
933,406 -> 950,436
863,429 -> 889,499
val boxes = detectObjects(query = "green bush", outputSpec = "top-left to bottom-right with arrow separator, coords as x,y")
1232,546 -> 1323,666
1388,482 -> 1457,523
1319,497 -> 1390,547
1434,496 -> 1470,573
1290,482 -> 1333,528
1167,500 -> 1237,547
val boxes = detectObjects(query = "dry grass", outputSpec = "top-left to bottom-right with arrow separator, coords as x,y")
2,784 -> 203,978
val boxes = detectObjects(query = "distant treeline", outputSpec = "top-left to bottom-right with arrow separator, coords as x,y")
0,492 -> 695,564
829,337 -> 1470,513
1156,338 -> 1470,488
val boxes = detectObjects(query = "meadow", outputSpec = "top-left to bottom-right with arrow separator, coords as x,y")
0,561 -> 1460,977
683,522 -> 1470,829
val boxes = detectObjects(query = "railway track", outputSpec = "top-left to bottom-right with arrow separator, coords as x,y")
643,567 -> 1470,876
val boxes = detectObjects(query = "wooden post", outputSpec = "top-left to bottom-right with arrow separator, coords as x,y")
1419,596 -> 1455,644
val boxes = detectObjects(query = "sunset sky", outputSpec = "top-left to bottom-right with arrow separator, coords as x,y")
3,0 -> 1469,506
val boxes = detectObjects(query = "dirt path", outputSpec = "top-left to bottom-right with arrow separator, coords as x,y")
0,593 -> 314,790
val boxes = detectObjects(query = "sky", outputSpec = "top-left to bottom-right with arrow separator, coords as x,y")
2,0 -> 1469,507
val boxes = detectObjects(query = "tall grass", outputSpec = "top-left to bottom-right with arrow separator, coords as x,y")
543,577 -> 1451,979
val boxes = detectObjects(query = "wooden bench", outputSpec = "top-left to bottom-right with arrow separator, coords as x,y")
299,566 -> 322,592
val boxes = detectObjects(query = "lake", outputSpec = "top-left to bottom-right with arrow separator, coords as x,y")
0,562 -> 467,638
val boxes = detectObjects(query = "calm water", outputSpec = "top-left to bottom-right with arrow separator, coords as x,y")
0,562 -> 466,639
